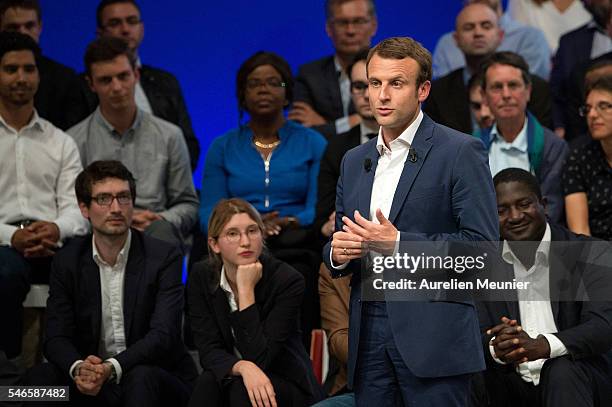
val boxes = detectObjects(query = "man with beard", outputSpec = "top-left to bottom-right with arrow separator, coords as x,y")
0,31 -> 87,367
551,0 -> 612,138
25,160 -> 197,407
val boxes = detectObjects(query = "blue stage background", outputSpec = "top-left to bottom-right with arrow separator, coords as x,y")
38,1 -> 469,186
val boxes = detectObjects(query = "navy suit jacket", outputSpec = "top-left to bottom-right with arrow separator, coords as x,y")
323,114 -> 499,386
44,230 -> 197,383
478,224 -> 612,369
294,55 -> 355,139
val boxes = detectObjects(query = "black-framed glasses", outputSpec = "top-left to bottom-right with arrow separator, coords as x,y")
246,78 -> 286,90
330,17 -> 372,29
579,101 -> 612,117
220,225 -> 262,243
92,193 -> 133,207
350,81 -> 368,95
104,16 -> 142,29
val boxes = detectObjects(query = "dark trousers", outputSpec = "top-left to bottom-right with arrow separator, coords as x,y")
0,247 -> 52,359
354,301 -> 471,407
24,362 -> 193,407
188,370 -> 308,407
481,355 -> 612,407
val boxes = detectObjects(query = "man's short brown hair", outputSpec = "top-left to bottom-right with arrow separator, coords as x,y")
366,37 -> 432,86
325,0 -> 376,20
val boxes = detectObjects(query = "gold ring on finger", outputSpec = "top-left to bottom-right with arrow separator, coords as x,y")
343,247 -> 348,255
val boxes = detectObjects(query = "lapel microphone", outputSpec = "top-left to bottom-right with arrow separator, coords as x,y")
408,148 -> 418,163
363,158 -> 372,172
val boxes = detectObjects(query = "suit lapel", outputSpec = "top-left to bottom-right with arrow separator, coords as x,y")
81,249 -> 102,345
388,118 -> 433,223
205,267 -> 236,348
357,142 -> 380,220
325,58 -> 344,119
123,233 -> 145,342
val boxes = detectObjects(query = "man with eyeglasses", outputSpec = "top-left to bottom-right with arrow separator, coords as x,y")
25,160 -> 198,407
85,0 -> 200,171
0,31 -> 88,369
315,49 -> 378,242
424,2 -> 552,135
0,0 -> 89,130
68,37 -> 198,253
289,0 -> 377,139
478,51 -> 568,224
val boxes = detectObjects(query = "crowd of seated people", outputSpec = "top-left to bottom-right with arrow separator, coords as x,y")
1,0 -> 612,406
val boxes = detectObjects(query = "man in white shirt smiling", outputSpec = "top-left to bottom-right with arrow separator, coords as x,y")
475,167 -> 612,407
25,160 -> 197,406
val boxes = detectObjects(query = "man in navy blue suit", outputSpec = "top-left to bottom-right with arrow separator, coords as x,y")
323,37 -> 499,406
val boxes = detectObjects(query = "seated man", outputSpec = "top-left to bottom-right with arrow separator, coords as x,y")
432,0 -> 550,79
0,0 -> 88,130
425,2 -> 551,134
0,31 -> 87,364
479,51 -> 568,224
468,72 -> 494,133
476,167 -> 612,407
89,0 -> 200,170
68,37 -> 198,252
289,0 -> 377,139
25,160 -> 197,406
314,49 -> 378,241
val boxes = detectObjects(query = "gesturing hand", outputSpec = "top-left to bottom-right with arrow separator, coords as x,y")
342,209 -> 398,255
233,361 -> 277,407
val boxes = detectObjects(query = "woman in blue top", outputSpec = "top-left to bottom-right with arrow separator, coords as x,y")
200,51 -> 327,239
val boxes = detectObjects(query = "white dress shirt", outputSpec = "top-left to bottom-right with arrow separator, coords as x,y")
488,117 -> 531,177
331,111 -> 424,269
490,224 -> 568,385
0,111 -> 88,245
70,231 -> 132,383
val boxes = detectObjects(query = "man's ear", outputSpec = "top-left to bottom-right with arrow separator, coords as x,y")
86,75 -> 95,93
134,66 -> 140,82
79,202 -> 90,220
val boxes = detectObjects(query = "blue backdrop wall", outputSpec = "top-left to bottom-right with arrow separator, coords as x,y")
38,1 -> 467,186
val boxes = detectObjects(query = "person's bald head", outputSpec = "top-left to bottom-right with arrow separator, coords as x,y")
465,0 -> 502,16
454,3 -> 503,58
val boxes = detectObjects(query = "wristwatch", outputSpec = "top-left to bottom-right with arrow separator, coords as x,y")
105,361 -> 117,383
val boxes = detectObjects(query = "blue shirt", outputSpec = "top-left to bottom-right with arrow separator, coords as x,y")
200,120 -> 327,232
432,13 -> 551,79
488,118 -> 530,177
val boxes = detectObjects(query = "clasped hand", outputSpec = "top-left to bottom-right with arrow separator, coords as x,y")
331,209 -> 398,264
11,221 -> 60,258
487,317 -> 551,365
74,355 -> 112,396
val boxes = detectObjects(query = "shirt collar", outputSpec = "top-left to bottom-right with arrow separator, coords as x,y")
376,110 -> 423,155
490,115 -> 528,153
92,229 -> 132,269
219,265 -> 233,295
94,106 -> 143,136
587,19 -> 609,34
0,109 -> 45,133
502,222 -> 551,267
360,121 -> 379,143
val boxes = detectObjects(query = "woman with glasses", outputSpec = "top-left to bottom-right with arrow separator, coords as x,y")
200,51 -> 326,241
187,198 -> 324,407
562,75 -> 612,240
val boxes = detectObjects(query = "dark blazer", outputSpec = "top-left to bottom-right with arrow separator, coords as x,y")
36,55 -> 89,130
551,24 -> 596,130
424,67 -> 553,134
187,254 -> 325,404
477,224 -> 612,370
80,65 -> 200,171
44,230 -> 197,383
314,124 -> 361,239
323,114 -> 500,387
294,55 -> 355,139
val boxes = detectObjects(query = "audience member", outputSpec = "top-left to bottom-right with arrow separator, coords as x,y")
314,49 -> 378,241
68,37 -> 198,251
0,32 -> 87,364
468,72 -> 495,132
289,0 -> 377,139
563,75 -> 612,240
0,0 -> 88,130
88,0 -> 200,170
187,198 -> 325,407
25,160 -> 198,407
507,0 -> 591,52
426,2 -> 552,134
432,0 -> 550,79
564,53 -> 612,142
550,0 -> 611,138
475,167 -> 612,407
479,51 -> 568,224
